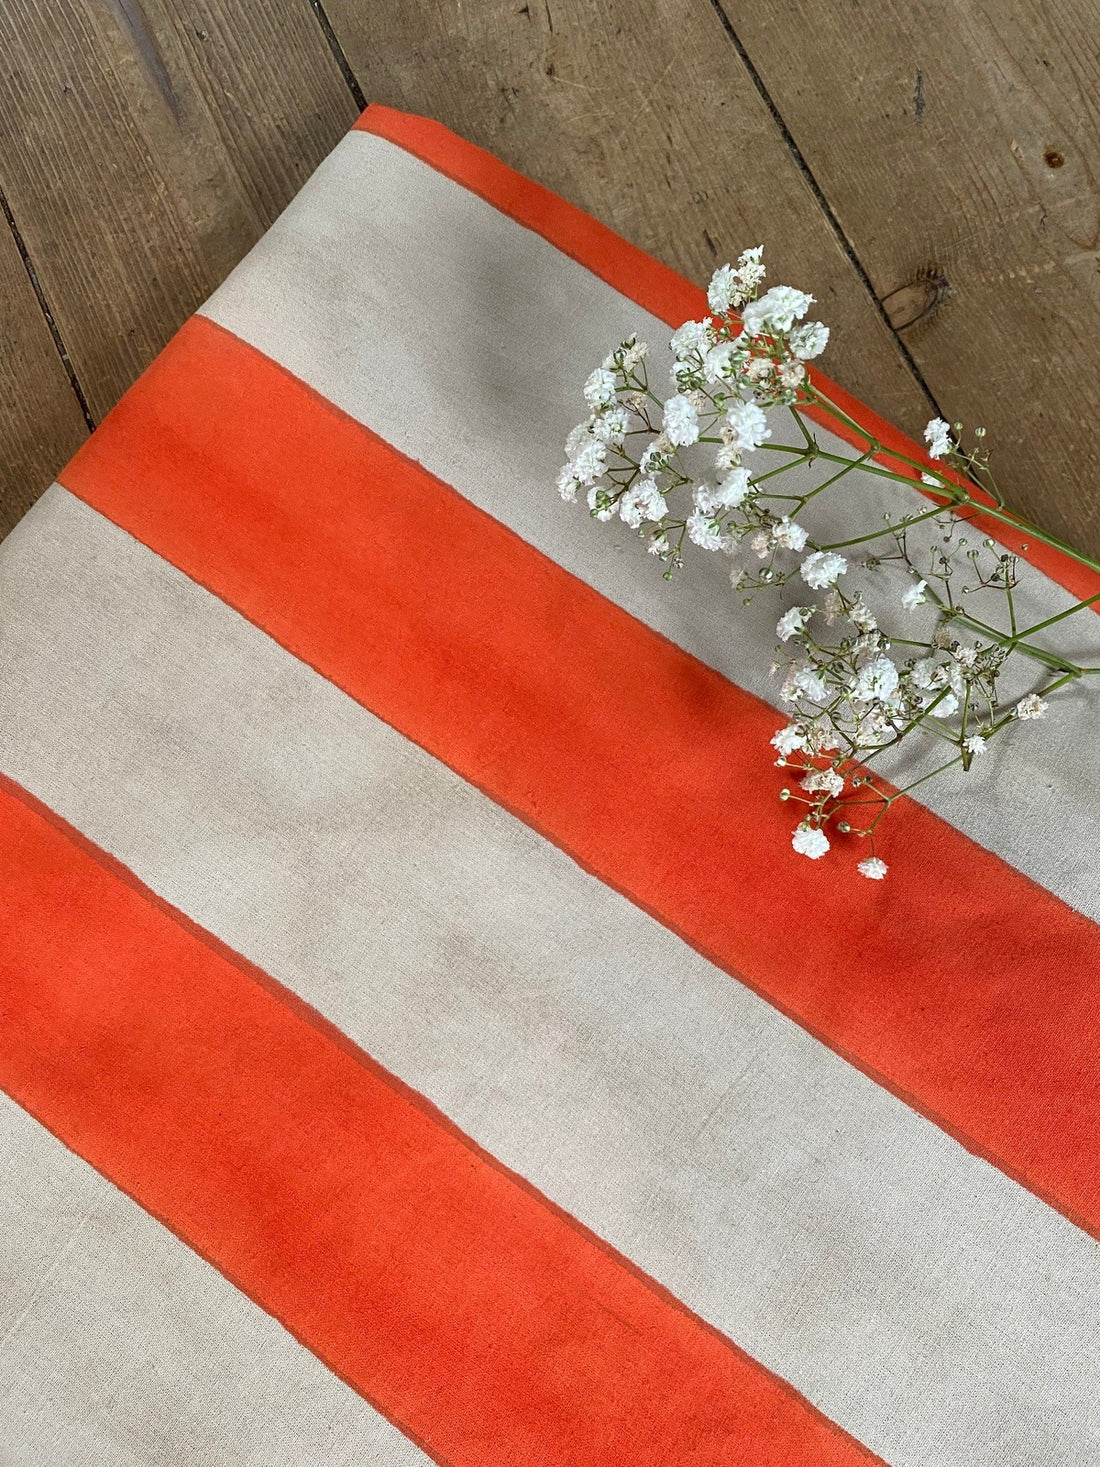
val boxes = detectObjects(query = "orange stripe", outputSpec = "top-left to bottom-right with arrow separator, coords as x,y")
355,105 -> 1100,605
0,773 -> 880,1467
59,316 -> 1100,1238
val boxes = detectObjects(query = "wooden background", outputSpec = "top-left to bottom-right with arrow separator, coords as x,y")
1,1 -> 1098,550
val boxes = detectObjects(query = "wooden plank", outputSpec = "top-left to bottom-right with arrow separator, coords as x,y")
0,0 -> 359,425
720,0 -> 1100,555
320,0 -> 932,430
0,214 -> 88,538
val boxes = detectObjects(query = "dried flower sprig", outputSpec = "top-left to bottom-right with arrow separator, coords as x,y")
556,248 -> 1100,875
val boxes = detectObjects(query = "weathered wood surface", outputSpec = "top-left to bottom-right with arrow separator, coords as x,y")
0,213 -> 88,537
322,0 -> 931,427
721,0 -> 1100,551
1,0 -> 1097,553
0,0 -> 358,528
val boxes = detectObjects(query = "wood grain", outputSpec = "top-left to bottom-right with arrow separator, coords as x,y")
0,216 -> 88,537
3,0 -> 1096,554
721,0 -> 1100,553
320,0 -> 932,430
0,0 -> 358,430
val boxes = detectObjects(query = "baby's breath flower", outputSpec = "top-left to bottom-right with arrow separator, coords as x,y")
771,723 -> 807,756
558,242 -> 1093,880
849,596 -> 877,632
639,436 -> 672,473
744,356 -> 774,385
583,367 -> 617,410
725,398 -> 771,453
714,442 -> 744,473
789,321 -> 829,360
735,245 -> 766,293
776,606 -> 811,642
857,709 -> 894,745
586,484 -> 615,521
707,263 -> 739,314
702,339 -> 744,383
781,665 -> 828,704
569,436 -> 607,485
808,724 -> 841,754
663,393 -> 700,447
717,466 -> 753,508
591,404 -> 630,446
792,822 -> 830,859
822,589 -> 845,624
1015,693 -> 1048,721
556,465 -> 581,503
687,509 -> 725,550
670,320 -> 711,358
776,358 -> 807,391
603,335 -> 648,372
924,417 -> 952,459
852,655 -> 900,703
694,466 -> 752,513
800,551 -> 848,590
670,357 -> 701,390
707,249 -> 766,314
853,631 -> 883,656
620,477 -> 667,529
910,657 -> 941,691
565,422 -> 593,458
773,516 -> 808,551
902,578 -> 928,610
801,767 -> 844,798
742,285 -> 814,336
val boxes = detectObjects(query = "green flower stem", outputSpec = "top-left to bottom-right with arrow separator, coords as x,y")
1004,577 -> 1018,638
759,395 -> 1100,674
760,441 -> 961,499
1008,589 -> 1100,643
798,389 -> 1100,580
744,412 -> 1100,684
749,453 -> 815,487
883,755 -> 966,802
815,502 -> 948,552
916,589 -> 1087,677
586,318 -> 1100,864
856,686 -> 956,764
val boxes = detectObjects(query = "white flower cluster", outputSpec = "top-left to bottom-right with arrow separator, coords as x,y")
557,250 -> 841,609
556,248 -> 1074,877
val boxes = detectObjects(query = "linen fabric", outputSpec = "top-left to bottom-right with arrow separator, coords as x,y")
2,106 -> 1098,1467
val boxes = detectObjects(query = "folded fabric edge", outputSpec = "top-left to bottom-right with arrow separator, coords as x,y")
354,103 -> 1100,607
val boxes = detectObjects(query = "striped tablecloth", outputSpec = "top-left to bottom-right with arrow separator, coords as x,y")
3,107 -> 1099,1467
